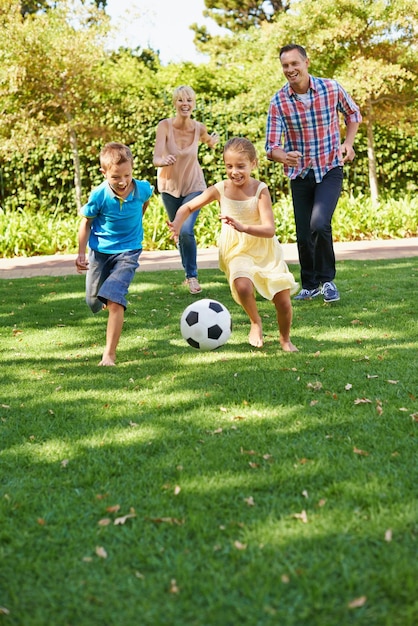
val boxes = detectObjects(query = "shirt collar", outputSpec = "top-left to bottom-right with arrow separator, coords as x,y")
288,75 -> 316,97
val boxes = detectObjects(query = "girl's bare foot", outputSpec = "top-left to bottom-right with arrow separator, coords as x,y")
249,322 -> 263,347
98,353 -> 116,366
280,338 -> 298,352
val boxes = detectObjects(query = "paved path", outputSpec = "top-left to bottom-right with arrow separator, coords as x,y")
0,238 -> 417,279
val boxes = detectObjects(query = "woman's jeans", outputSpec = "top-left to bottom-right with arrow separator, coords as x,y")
290,167 -> 343,289
162,191 -> 202,279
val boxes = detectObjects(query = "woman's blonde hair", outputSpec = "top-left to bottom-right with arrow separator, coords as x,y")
172,85 -> 196,108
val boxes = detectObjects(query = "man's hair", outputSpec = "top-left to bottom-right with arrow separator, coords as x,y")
279,44 -> 307,59
172,85 -> 196,107
223,137 -> 257,163
99,142 -> 133,171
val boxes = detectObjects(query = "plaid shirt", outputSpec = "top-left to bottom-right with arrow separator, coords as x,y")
265,75 -> 362,182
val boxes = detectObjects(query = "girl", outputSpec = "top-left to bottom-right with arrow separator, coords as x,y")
168,137 -> 299,351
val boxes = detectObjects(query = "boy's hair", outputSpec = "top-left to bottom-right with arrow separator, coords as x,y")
279,44 -> 307,59
223,137 -> 257,163
99,142 -> 133,172
172,85 -> 196,107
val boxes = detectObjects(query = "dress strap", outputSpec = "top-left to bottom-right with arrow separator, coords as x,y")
255,181 -> 268,199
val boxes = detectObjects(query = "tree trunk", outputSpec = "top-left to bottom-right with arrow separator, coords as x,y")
366,103 -> 379,205
69,127 -> 82,214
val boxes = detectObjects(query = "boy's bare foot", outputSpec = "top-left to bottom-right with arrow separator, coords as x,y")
249,322 -> 263,348
98,354 -> 116,366
280,338 -> 299,352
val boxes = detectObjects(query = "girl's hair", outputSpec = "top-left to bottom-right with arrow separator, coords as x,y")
100,142 -> 133,171
223,137 -> 257,163
172,85 -> 196,107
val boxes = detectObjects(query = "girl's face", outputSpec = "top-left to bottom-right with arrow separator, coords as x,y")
102,161 -> 133,194
223,149 -> 255,187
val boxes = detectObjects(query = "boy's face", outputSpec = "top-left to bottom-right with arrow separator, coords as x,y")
101,161 -> 133,194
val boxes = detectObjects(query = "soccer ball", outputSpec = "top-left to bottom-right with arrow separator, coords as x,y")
180,298 -> 232,351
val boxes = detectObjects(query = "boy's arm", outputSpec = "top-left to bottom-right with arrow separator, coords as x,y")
75,217 -> 93,273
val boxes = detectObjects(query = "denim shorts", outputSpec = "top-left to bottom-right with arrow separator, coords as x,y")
85,248 -> 141,314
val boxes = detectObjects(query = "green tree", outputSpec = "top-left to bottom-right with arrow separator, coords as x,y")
0,0 -> 112,211
202,0 -> 289,30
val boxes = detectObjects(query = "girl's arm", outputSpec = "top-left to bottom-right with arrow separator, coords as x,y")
153,120 -> 176,167
199,122 -> 219,149
221,187 -> 276,238
168,186 -> 220,239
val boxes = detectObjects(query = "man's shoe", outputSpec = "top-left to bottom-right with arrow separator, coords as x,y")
322,281 -> 340,303
294,287 -> 321,301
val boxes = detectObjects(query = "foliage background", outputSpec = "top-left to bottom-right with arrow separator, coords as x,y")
0,0 -> 417,254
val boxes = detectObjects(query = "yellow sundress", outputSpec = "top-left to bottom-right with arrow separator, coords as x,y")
216,180 -> 299,304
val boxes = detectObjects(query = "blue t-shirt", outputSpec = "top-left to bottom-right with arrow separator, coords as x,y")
82,179 -> 154,254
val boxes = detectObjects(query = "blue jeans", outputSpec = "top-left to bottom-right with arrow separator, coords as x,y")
290,167 -> 343,289
85,248 -> 141,313
161,191 -> 202,279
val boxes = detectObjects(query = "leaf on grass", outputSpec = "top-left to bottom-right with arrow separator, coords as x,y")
96,493 -> 109,500
232,415 -> 246,420
1,404 -> 10,409
98,518 -> 111,526
376,401 -> 383,416
114,510 -> 136,525
148,517 -> 185,525
353,447 -> 369,456
106,504 -> 120,513
37,518 -> 46,526
212,428 -> 223,435
302,490 -> 309,498
310,400 -> 319,406
263,454 -> 272,460
248,462 -> 260,468
281,574 -> 290,584
307,381 -> 322,391
317,498 -> 327,507
387,379 -> 399,384
95,546 -> 108,559
313,351 -> 321,357
169,579 -> 180,594
241,448 -> 256,455
367,374 -> 378,379
129,421 -> 138,427
345,383 -> 353,390
354,398 -> 372,404
219,406 -> 227,412
60,459 -> 69,468
173,485 -> 181,496
0,607 -> 10,615
385,529 -> 393,542
293,510 -> 308,523
234,540 -> 247,550
348,596 -> 367,609
410,413 -> 418,422
244,496 -> 255,506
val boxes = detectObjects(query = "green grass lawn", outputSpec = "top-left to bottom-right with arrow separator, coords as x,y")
0,258 -> 417,626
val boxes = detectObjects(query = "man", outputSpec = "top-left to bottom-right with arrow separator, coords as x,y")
265,44 -> 362,302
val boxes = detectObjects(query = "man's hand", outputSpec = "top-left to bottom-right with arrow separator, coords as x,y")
341,142 -> 355,162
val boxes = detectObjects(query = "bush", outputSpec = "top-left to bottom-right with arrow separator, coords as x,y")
0,194 -> 417,258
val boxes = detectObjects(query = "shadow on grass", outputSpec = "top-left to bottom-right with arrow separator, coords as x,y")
1,259 -> 417,625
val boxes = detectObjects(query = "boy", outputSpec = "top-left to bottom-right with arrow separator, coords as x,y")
76,142 -> 154,366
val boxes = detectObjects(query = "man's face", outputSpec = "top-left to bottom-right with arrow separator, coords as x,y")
280,49 -> 310,93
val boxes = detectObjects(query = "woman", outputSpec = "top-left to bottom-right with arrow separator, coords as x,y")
153,85 -> 219,294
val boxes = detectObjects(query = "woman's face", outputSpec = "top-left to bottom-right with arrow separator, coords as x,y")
174,91 -> 195,117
